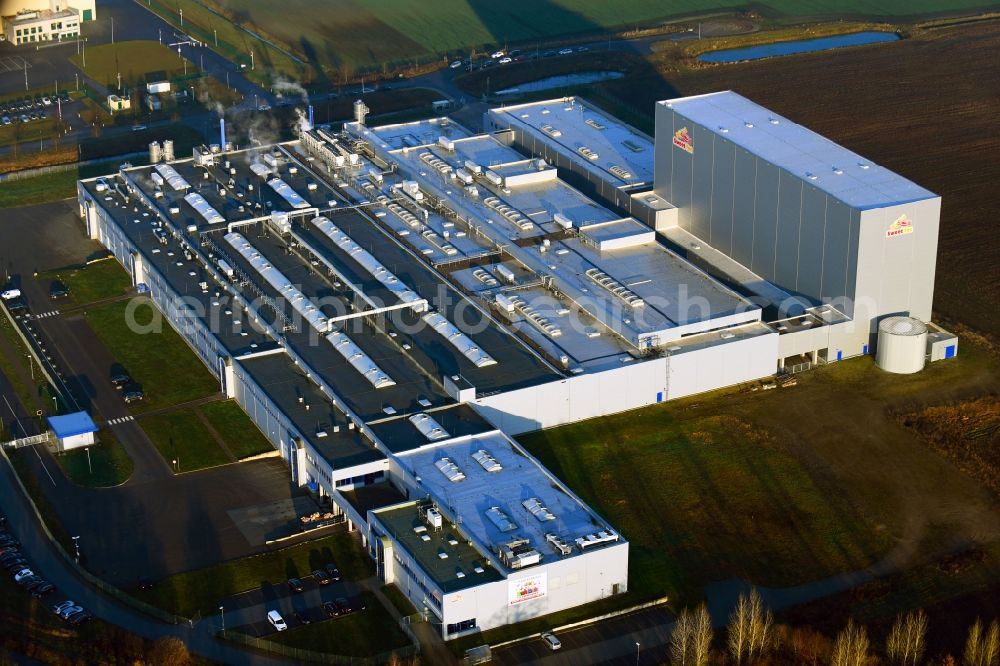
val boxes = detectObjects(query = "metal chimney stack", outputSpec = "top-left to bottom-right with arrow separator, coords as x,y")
219,118 -> 226,150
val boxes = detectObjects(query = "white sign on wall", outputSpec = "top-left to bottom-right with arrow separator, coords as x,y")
508,572 -> 547,606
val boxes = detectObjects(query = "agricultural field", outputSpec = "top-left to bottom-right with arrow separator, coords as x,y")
176,0 -> 994,76
519,341 -> 1000,611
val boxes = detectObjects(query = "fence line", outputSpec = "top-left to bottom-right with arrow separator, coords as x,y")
219,629 -> 419,665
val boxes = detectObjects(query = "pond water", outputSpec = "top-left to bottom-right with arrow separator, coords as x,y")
496,71 -> 624,95
697,31 -> 900,63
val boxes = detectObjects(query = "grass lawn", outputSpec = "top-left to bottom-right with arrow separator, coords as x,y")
130,532 -> 375,617
141,0 -> 304,81
70,40 -> 194,89
199,400 -> 274,459
0,117 -> 61,149
0,158 -> 150,209
140,408 -> 231,472
55,428 -> 133,487
0,170 -> 79,207
268,591 -> 412,657
38,258 -> 133,307
519,410 -> 895,607
83,299 -> 219,412
381,584 -> 417,617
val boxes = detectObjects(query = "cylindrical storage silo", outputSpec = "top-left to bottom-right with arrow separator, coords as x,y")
162,139 -> 175,162
149,141 -> 162,164
876,316 -> 928,374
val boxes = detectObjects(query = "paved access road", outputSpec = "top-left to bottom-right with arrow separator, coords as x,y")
0,378 -> 291,665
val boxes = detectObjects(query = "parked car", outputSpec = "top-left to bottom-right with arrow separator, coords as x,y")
110,372 -> 132,389
31,582 -> 55,597
334,597 -> 352,615
541,632 -> 562,651
311,569 -> 331,585
287,577 -> 304,593
449,60 -> 462,69
52,600 -> 76,615
490,50 -> 504,59
498,57 -> 512,64
4,560 -> 28,572
558,48 -> 573,55
66,610 -> 92,625
122,386 -> 144,404
322,601 -> 340,618
14,568 -> 35,583
267,610 -> 287,632
293,609 -> 311,625
57,605 -> 83,620
324,563 -> 341,582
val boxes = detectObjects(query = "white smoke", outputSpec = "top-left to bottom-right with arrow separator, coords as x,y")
294,107 -> 312,135
272,76 -> 308,105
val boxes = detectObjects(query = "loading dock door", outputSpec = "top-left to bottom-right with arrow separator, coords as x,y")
945,345 -> 956,359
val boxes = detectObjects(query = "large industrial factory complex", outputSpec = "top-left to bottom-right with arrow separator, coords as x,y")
75,91 -> 955,638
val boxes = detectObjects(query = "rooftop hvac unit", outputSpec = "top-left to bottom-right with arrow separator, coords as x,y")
472,449 -> 502,473
425,508 -> 443,530
553,213 -> 572,230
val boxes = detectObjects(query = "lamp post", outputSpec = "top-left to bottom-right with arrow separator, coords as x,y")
250,50 -> 254,70
635,642 -> 640,665
72,536 -> 81,563
219,605 -> 225,632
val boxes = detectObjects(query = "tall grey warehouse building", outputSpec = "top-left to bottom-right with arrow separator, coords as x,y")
652,91 -> 940,356
75,90 -> 955,640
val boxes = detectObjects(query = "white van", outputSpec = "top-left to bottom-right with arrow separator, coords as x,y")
267,610 -> 288,632
1,288 -> 21,301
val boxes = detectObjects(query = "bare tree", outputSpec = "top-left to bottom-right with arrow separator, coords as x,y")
965,619 -> 1000,666
691,604 -> 713,666
728,591 -> 751,664
671,603 -> 712,666
670,607 -> 694,666
728,588 -> 773,664
747,587 -> 774,658
887,609 -> 928,666
831,619 -> 870,666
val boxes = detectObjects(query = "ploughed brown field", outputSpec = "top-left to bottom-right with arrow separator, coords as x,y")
602,20 -> 1000,338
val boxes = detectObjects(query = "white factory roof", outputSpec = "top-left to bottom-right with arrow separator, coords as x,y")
399,431 -> 622,570
661,91 -> 937,210
491,97 -> 655,187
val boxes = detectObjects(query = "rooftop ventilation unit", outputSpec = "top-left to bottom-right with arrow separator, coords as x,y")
575,530 -> 619,551
584,118 -> 606,130
486,507 -> 517,532
472,449 -> 502,473
497,537 -> 541,569
585,267 -> 645,308
622,139 -> 645,153
425,507 -> 443,530
577,146 -> 600,161
545,533 -> 573,556
267,177 -> 310,209
540,123 -> 561,138
435,457 -> 466,483
409,413 -> 450,441
522,498 -> 556,522
153,163 -> 189,191
608,165 -> 633,182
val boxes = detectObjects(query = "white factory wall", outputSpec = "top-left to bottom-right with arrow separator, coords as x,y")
438,541 -> 629,637
665,331 -> 778,400
855,198 -> 941,325
473,358 -> 668,434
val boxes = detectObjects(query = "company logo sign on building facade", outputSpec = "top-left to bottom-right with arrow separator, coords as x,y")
673,127 -> 694,154
886,214 -> 914,238
508,572 -> 547,606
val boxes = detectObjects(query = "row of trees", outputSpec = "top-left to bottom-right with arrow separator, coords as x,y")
669,588 -> 1000,666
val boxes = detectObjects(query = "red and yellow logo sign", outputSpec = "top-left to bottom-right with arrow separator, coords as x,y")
673,127 -> 694,154
886,214 -> 914,238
